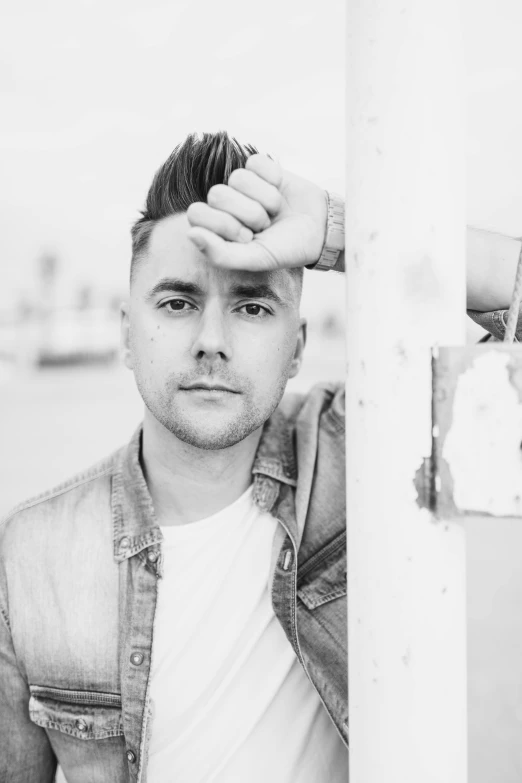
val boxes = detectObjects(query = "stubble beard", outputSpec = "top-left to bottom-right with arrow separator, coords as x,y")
134,371 -> 291,451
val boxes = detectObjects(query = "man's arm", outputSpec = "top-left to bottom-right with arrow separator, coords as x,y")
185,155 -> 518,302
466,227 -> 520,312
466,227 -> 522,341
184,157 -> 519,339
0,597 -> 57,782
185,154 -> 333,272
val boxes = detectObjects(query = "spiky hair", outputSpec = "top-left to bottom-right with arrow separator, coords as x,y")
130,131 -> 259,278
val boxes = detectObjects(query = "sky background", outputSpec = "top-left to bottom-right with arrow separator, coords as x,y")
0,0 -> 345,318
1,0 -> 521,315
466,0 -> 522,236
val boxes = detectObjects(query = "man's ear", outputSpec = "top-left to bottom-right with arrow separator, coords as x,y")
288,318 -> 307,379
120,301 -> 133,370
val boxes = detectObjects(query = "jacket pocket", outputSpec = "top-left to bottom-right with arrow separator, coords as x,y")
297,530 -> 347,610
28,685 -> 123,740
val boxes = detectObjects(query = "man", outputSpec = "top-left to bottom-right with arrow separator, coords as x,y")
0,132 -> 347,783
2,132 -> 517,783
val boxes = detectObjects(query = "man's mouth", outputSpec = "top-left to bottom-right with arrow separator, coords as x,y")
181,382 -> 240,394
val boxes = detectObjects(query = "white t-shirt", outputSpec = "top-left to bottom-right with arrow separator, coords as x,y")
147,485 -> 347,783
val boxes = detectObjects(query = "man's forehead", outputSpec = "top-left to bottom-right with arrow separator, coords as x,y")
141,212 -> 295,300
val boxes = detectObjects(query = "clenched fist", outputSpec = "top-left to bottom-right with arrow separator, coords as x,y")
186,154 -> 329,272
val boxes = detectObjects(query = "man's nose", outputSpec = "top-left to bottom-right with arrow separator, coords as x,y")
189,304 -> 232,362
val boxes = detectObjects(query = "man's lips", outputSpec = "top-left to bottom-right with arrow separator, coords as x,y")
180,382 -> 240,393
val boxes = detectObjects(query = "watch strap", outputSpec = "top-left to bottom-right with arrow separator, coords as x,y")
307,191 -> 345,271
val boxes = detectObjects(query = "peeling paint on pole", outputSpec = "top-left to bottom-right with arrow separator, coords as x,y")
434,346 -> 522,518
346,1 -> 467,781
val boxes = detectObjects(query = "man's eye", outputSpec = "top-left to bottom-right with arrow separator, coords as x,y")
162,299 -> 193,313
240,303 -> 269,317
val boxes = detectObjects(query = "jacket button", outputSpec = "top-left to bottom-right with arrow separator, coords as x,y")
120,536 -> 131,551
147,549 -> 159,563
76,719 -> 88,732
130,652 -> 144,666
282,549 -> 293,571
126,750 -> 136,764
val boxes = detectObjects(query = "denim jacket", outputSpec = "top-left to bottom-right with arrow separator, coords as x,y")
0,382 -> 347,783
467,307 -> 522,342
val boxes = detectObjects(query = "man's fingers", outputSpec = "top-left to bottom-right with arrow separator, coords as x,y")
245,154 -> 284,188
186,202 -> 253,243
187,227 -> 276,272
227,169 -> 283,216
207,184 -> 271,232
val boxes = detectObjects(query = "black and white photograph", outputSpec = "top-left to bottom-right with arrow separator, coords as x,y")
0,2 -> 345,782
4,0 -> 522,782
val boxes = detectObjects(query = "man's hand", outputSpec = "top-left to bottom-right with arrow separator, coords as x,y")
186,154 -> 328,271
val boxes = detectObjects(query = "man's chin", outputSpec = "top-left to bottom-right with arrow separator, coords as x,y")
163,406 -> 261,451
170,424 -> 255,451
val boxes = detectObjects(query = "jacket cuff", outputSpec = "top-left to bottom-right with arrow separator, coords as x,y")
467,308 -> 522,342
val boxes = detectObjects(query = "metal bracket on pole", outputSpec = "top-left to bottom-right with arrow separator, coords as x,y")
423,344 -> 522,518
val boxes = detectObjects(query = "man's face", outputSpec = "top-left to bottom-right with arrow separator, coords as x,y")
122,214 -> 306,450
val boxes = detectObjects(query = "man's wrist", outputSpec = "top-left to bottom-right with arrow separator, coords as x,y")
306,191 -> 345,271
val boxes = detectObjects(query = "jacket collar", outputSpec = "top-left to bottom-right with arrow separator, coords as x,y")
112,408 -> 298,563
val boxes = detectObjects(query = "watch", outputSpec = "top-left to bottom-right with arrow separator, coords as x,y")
307,191 -> 345,271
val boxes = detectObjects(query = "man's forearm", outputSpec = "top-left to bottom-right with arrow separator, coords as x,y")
327,228 -> 518,302
466,227 -> 521,312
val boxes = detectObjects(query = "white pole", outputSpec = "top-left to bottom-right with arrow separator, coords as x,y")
346,2 -> 467,782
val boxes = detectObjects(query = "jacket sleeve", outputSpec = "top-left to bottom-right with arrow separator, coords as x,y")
0,593 -> 57,782
467,308 -> 521,342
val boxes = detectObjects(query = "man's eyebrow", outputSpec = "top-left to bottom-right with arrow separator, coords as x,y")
230,283 -> 286,306
145,278 -> 204,299
145,278 -> 288,306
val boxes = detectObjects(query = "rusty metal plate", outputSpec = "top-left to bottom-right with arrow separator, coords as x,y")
432,344 -> 522,518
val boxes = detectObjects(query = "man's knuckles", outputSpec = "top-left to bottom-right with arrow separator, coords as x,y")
186,202 -> 251,242
206,183 -> 229,207
227,169 -> 282,215
245,154 -> 283,188
207,184 -> 270,232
